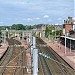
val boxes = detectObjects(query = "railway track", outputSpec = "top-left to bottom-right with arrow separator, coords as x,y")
39,54 -> 53,75
41,46 -> 74,75
36,37 -> 75,75
0,46 -> 14,75
37,38 -> 53,75
0,38 -> 27,75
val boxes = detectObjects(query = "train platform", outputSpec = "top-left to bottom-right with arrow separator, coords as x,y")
0,42 -> 8,59
41,37 -> 75,69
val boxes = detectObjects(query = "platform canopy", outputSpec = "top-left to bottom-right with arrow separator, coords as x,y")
61,36 -> 75,40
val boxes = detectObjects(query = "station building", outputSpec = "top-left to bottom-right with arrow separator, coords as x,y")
60,17 -> 75,52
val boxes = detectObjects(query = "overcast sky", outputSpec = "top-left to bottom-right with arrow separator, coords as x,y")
0,0 -> 74,26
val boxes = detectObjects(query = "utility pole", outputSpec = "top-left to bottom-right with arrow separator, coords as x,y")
32,36 -> 38,75
33,49 -> 38,75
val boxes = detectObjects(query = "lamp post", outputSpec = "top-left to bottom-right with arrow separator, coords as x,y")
55,25 -> 56,40
4,32 -> 6,44
70,39 -> 71,53
65,34 -> 66,54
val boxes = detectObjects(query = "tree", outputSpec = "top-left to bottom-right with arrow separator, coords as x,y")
11,24 -> 25,30
56,30 -> 62,36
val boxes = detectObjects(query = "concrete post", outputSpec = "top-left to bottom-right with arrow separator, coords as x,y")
41,31 -> 43,38
15,32 -> 16,37
8,32 -> 9,38
22,32 -> 25,40
29,33 -> 31,43
36,32 -> 38,36
30,33 -> 33,55
39,32 -> 41,38
32,37 -> 38,75
18,32 -> 20,39
33,37 -> 36,48
33,49 -> 38,75
43,31 -> 45,38
26,33 -> 28,43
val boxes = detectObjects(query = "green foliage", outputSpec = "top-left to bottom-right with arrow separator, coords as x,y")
11,24 -> 34,30
45,26 -> 55,37
48,26 -> 55,30
45,29 -> 49,37
56,30 -> 62,36
50,31 -> 55,36
45,25 -> 62,38
11,24 -> 25,30
0,23 -> 47,30
0,26 -> 6,30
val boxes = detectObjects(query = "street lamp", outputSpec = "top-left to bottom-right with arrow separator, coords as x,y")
65,34 -> 66,54
70,39 -> 71,53
3,29 -> 6,44
55,25 -> 56,40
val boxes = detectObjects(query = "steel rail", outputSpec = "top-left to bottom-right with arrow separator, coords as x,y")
36,37 -> 74,75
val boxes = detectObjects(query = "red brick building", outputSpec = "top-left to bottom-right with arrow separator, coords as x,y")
63,17 -> 73,35
63,24 -> 72,34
